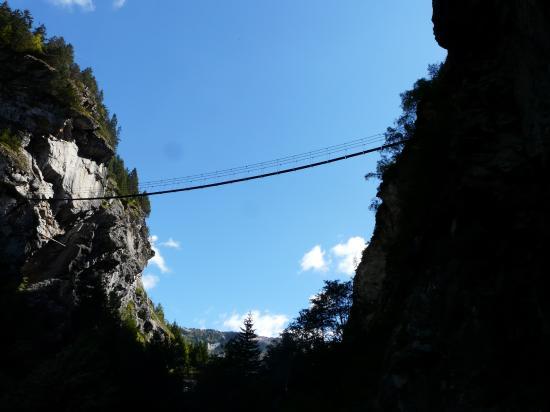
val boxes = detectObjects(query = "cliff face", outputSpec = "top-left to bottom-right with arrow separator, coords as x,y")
349,1 -> 550,410
0,51 -> 165,346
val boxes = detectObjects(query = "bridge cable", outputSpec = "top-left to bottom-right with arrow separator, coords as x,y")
31,139 -> 405,202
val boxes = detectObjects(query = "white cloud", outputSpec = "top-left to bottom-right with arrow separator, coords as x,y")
161,238 -> 181,250
300,245 -> 328,273
222,310 -> 289,338
142,274 -> 159,290
113,0 -> 126,9
331,236 -> 367,276
148,235 -> 169,273
49,0 -> 95,11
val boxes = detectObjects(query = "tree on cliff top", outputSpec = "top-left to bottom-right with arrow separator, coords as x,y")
0,2 -> 44,53
1,2 -> 151,215
366,63 -> 442,183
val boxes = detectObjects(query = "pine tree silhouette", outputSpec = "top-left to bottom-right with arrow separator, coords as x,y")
225,312 -> 261,377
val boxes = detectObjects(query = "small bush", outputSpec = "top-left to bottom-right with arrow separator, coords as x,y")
0,128 -> 21,150
154,303 -> 165,323
121,301 -> 146,344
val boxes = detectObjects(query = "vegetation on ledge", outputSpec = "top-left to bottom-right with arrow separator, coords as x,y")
366,64 -> 442,209
0,128 -> 21,150
107,155 -> 151,216
0,1 -> 151,215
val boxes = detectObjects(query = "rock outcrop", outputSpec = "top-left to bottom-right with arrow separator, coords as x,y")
0,50 -> 165,345
349,1 -> 550,410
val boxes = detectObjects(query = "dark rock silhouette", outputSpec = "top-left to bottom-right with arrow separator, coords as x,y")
3,1 -> 550,410
349,1 -> 550,410
0,5 -> 172,409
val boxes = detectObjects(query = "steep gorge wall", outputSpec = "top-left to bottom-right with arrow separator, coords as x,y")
0,51 -> 165,350
349,1 -> 550,410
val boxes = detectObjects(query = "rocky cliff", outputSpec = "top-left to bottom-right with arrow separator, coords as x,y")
349,1 -> 550,410
0,50 -> 165,344
0,10 -> 174,406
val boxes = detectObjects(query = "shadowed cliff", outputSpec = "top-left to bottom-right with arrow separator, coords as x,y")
3,1 -> 550,410
348,1 -> 550,410
0,4 -> 185,409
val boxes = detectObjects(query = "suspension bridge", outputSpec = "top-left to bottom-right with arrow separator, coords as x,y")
33,133 -> 406,202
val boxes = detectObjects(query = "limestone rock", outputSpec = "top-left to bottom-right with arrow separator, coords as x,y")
0,51 -> 165,344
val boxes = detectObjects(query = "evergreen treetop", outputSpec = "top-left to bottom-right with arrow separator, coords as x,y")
225,312 -> 261,376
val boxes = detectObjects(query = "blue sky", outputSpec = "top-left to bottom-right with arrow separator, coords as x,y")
13,0 -> 446,336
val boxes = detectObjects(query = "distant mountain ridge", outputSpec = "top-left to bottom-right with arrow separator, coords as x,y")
179,327 -> 278,356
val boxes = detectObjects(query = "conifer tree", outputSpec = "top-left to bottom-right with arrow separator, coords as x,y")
225,312 -> 261,377
190,342 -> 209,368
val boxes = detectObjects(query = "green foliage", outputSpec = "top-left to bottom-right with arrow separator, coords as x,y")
135,285 -> 145,298
41,36 -> 82,109
163,322 -> 191,377
0,277 -> 193,410
138,195 -> 151,216
0,3 -> 118,148
80,67 -> 100,99
191,314 -> 264,411
0,128 -> 21,150
366,64 -> 442,185
107,156 -> 151,216
164,322 -> 210,373
17,276 -> 29,292
189,341 -> 209,368
0,3 -> 150,216
106,113 -> 120,147
74,67 -> 119,147
121,301 -> 145,343
0,2 -> 43,54
42,36 -> 75,73
286,280 -> 353,349
0,128 -> 27,169
192,282 -> 355,410
253,280 -> 355,409
224,313 -> 261,377
154,303 -> 165,323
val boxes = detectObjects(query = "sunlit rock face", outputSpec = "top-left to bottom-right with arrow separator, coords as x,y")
0,52 -> 164,343
348,1 -> 550,410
